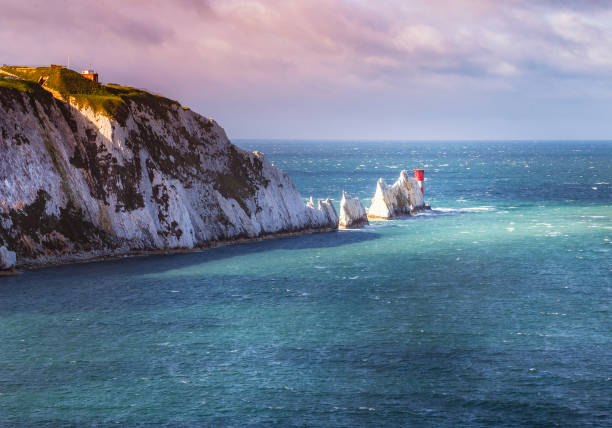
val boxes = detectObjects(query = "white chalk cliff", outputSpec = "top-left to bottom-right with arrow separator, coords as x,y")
368,170 -> 426,219
339,191 -> 368,229
0,67 -> 338,267
0,245 -> 16,270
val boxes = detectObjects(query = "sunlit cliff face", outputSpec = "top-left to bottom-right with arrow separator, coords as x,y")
2,0 -> 612,139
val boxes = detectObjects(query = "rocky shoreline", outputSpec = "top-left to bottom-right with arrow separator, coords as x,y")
8,226 -> 337,271
1,166 -> 432,270
1,67 -> 431,271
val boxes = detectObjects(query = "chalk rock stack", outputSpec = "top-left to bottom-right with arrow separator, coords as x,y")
368,170 -> 425,219
339,191 -> 369,229
0,246 -> 16,270
307,197 -> 339,227
318,199 -> 339,227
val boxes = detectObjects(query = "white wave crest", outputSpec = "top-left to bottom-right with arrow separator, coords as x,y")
432,206 -> 496,214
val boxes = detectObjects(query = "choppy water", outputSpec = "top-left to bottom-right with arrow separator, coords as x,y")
1,141 -> 611,426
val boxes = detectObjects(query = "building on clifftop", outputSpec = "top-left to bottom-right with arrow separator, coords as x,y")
80,69 -> 98,83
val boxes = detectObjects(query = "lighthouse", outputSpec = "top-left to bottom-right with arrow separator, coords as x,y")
413,169 -> 425,194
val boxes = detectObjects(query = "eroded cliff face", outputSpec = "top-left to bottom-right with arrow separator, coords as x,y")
0,78 -> 337,266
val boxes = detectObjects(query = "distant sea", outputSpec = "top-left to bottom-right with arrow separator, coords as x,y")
1,140 -> 610,426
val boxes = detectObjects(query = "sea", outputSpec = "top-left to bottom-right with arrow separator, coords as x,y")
1,140 -> 610,426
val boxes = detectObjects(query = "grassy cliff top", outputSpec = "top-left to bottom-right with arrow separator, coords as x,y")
0,66 -> 181,125
0,76 -> 49,95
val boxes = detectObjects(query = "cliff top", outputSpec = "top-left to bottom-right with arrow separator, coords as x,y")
0,66 -> 182,125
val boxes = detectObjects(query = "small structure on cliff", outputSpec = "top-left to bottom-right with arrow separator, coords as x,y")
368,170 -> 426,219
339,191 -> 368,229
80,69 -> 98,83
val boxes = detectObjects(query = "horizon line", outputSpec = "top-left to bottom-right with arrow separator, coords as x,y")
232,138 -> 612,143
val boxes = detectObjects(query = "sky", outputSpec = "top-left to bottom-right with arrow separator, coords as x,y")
1,0 -> 612,140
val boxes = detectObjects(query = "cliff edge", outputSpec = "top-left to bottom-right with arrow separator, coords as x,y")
0,66 -> 337,267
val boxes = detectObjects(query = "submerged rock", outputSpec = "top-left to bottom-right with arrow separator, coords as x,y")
368,170 -> 425,219
339,191 -> 369,229
0,246 -> 16,270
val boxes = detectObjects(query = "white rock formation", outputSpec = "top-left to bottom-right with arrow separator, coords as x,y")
306,196 -> 315,209
368,170 -> 426,219
339,191 -> 369,228
0,246 -> 16,270
0,81 -> 338,266
318,198 -> 339,227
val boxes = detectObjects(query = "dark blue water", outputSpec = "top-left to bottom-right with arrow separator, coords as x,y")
1,141 -> 611,426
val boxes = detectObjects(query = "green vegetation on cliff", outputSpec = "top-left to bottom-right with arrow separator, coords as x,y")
0,66 -> 180,125
0,77 -> 45,94
0,76 -> 54,112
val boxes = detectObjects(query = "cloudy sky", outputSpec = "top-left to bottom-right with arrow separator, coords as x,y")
2,0 -> 612,140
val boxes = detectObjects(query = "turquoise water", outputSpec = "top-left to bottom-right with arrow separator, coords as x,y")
1,141 -> 611,426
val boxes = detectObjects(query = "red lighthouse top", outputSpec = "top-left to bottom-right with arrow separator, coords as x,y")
412,169 -> 428,194
412,169 -> 430,181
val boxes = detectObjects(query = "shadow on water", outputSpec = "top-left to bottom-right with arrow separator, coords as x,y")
0,230 -> 381,305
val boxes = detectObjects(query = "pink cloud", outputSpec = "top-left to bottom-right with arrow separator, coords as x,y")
1,0 -> 611,138
3,0 -> 611,88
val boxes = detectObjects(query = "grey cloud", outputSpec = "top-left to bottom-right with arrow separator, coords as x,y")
0,0 -> 174,46
527,0 -> 612,12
